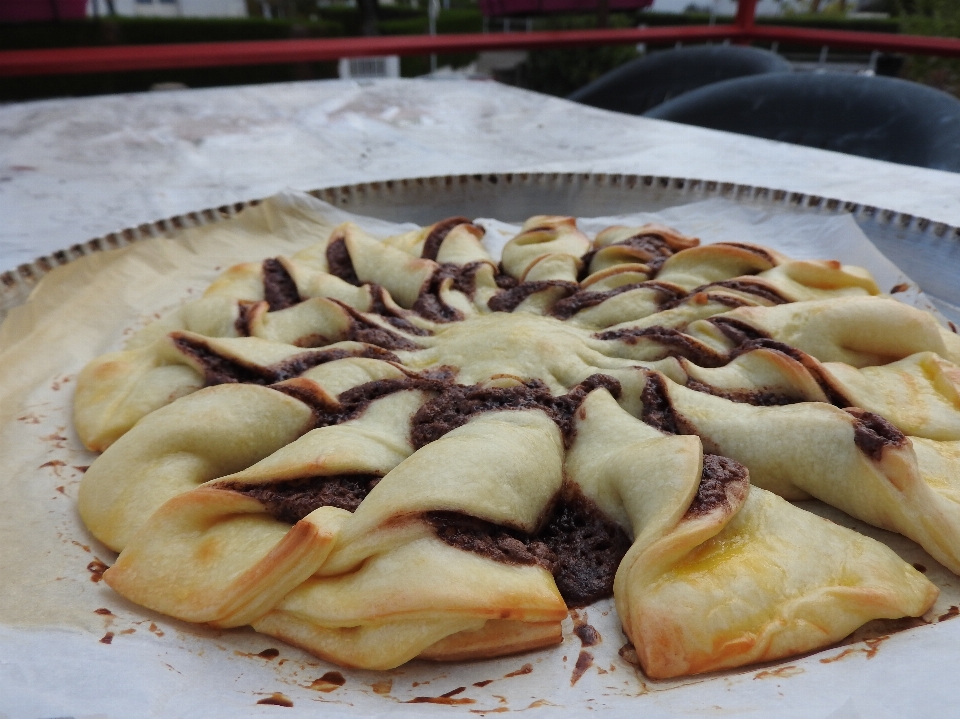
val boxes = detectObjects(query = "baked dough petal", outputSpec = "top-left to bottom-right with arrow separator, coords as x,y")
74,334 -> 206,451
687,296 -> 960,366
245,296 -> 352,346
321,408 -> 565,574
567,390 -> 937,680
418,619 -> 563,662
99,388 -> 430,626
501,216 -> 591,282
103,490 -> 349,628
677,345 -> 830,404
560,257 -> 874,330
585,224 -> 698,280
560,283 -> 679,329
383,217 -> 493,266
215,388 -> 425,486
250,409 -> 569,669
672,344 -> 960,441
73,330 -> 401,451
654,243 -> 784,291
631,371 -> 960,573
620,486 -> 937,679
338,223 -> 438,308
254,538 -> 564,670
758,260 -> 880,300
78,384 -> 315,551
821,352 -> 960,440
283,260 -> 374,309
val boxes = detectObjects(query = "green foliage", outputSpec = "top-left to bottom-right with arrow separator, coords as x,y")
436,8 -> 484,34
896,0 -> 960,23
379,16 -> 429,34
315,4 -> 423,35
381,9 -> 481,76
755,13 -> 898,31
514,14 -> 639,97
897,0 -> 960,32
0,17 -> 343,101
519,44 -> 641,97
0,61 -> 341,102
896,0 -> 960,98
0,17 -> 341,50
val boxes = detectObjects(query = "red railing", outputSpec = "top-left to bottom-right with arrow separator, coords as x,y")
0,0 -> 958,77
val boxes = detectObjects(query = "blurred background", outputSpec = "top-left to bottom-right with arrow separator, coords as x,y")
0,0 -> 956,103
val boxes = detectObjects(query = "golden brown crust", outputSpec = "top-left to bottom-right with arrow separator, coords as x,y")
418,620 -> 563,661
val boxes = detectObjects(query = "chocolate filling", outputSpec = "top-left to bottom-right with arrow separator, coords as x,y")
549,281 -> 685,321
420,217 -> 473,261
172,333 -> 400,385
640,371 -> 685,434
657,277 -> 791,313
332,376 -> 450,426
426,512 -> 557,568
426,484 -> 632,608
235,301 -> 256,337
412,292 -> 462,323
488,281 -> 579,313
369,286 -> 433,336
658,291 -> 752,311
448,261 -> 492,298
730,338 -> 852,407
536,486 -> 633,607
845,408 -> 908,460
411,262 -> 493,323
225,474 -> 383,522
618,233 -> 682,260
331,302 -> 425,351
708,317 -> 771,346
595,326 -> 727,367
684,378 -> 795,407
729,337 -> 798,360
705,294 -> 752,309
713,242 -> 777,267
325,237 -> 361,286
494,270 -> 519,290
686,455 -> 748,516
262,258 -> 302,311
410,374 -> 622,449
271,373 -> 453,432
282,348 -> 398,379
579,233 -> 680,281
693,279 -> 789,306
173,335 -> 269,384
347,324 -> 422,351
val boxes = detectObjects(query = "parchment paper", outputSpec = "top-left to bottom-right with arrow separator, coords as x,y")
2,191 -> 957,719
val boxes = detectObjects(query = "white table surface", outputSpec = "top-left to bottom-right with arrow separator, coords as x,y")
3,76 -> 960,274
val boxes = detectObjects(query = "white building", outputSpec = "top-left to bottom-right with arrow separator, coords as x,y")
648,0 -> 800,16
97,0 -> 248,18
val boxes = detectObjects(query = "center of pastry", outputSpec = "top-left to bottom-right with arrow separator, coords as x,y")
398,312 -> 612,392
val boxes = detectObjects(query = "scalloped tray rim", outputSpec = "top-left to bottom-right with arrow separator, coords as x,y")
3,171 -> 959,320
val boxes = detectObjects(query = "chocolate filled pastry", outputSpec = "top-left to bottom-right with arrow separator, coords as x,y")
75,214 -> 956,677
